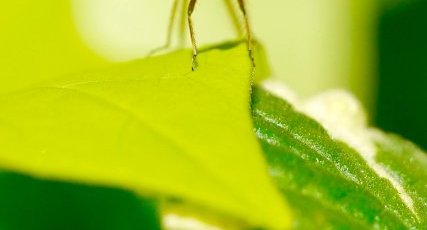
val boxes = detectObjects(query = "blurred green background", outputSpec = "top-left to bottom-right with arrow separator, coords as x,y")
0,172 -> 161,230
375,0 -> 427,150
0,0 -> 425,229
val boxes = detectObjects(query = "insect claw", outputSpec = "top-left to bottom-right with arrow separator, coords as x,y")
249,49 -> 256,68
192,54 -> 198,71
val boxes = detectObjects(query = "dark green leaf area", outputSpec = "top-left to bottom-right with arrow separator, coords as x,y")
252,87 -> 420,229
0,172 -> 161,230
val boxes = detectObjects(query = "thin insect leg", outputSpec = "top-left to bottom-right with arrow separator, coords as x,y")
147,0 -> 180,56
237,0 -> 255,67
188,0 -> 198,71
223,0 -> 242,37
179,0 -> 189,47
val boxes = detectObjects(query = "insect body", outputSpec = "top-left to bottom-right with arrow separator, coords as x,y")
154,0 -> 255,71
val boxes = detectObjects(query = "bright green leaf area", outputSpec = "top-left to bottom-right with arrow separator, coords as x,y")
0,42 -> 291,230
252,88 -> 427,229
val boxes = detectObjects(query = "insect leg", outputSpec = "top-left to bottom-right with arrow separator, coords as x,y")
147,0 -> 180,56
188,0 -> 198,71
237,0 -> 255,67
179,0 -> 189,47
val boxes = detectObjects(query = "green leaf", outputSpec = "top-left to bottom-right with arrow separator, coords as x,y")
252,88 -> 427,229
373,131 -> 427,222
0,42 -> 290,229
